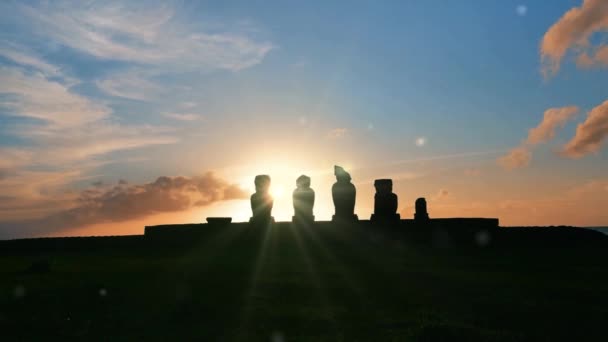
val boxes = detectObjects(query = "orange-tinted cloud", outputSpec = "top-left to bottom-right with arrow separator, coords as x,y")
527,106 -> 579,144
498,106 -> 578,169
498,145 -> 532,170
540,0 -> 608,77
576,45 -> 608,68
0,172 -> 247,239
562,99 -> 608,158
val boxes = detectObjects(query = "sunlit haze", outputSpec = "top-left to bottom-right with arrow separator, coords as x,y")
1,0 -> 608,239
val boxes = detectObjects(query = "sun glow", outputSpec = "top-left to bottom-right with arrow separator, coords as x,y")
270,185 -> 285,199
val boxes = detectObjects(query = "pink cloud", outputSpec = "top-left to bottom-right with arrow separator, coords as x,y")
0,172 -> 248,239
540,0 -> 608,77
498,106 -> 577,169
498,145 -> 532,170
562,99 -> 608,158
576,45 -> 608,68
527,106 -> 579,144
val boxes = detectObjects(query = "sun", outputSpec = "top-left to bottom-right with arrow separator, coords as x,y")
270,185 -> 285,199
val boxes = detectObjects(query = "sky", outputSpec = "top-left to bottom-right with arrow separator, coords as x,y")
1,0 -> 608,239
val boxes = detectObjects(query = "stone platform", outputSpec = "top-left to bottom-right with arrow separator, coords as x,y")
144,218 -> 500,244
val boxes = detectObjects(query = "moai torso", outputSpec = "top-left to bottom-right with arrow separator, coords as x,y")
332,180 -> 356,217
293,175 -> 315,220
293,188 -> 314,216
293,176 -> 315,217
250,175 -> 273,222
251,192 -> 273,219
372,179 -> 399,221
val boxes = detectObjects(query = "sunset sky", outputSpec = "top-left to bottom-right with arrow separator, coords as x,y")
1,0 -> 608,239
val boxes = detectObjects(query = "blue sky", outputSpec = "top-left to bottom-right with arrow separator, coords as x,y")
1,0 -> 607,238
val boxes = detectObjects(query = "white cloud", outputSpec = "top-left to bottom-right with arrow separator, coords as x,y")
0,67 -> 109,127
95,71 -> 163,100
0,44 -> 59,76
20,1 -> 274,72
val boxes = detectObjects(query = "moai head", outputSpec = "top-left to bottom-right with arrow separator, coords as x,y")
415,197 -> 428,213
296,175 -> 311,189
334,165 -> 352,183
374,179 -> 393,195
254,175 -> 271,193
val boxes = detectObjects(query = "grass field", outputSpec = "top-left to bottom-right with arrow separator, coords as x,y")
1,224 -> 608,341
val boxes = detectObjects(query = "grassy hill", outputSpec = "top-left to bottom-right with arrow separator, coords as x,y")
1,223 -> 608,341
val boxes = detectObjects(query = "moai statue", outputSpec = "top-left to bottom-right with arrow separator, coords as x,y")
414,197 -> 430,222
292,175 -> 315,223
332,165 -> 358,221
250,175 -> 274,223
370,179 -> 400,222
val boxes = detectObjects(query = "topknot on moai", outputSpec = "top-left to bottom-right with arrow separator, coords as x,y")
332,166 -> 358,222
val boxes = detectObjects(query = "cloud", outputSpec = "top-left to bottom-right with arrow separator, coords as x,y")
0,50 -> 178,169
0,67 -> 109,127
6,122 -> 177,167
562,99 -> 608,158
0,173 -> 248,238
327,128 -> 347,139
0,169 -> 84,222
540,0 -> 608,77
19,1 -> 274,73
498,106 -> 578,169
498,145 -> 532,170
0,44 -> 60,76
527,106 -> 579,144
163,112 -> 202,121
95,71 -> 163,100
576,45 -> 608,68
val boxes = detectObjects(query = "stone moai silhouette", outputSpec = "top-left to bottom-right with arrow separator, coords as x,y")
371,179 -> 400,222
292,175 -> 315,223
250,175 -> 274,223
332,165 -> 358,221
414,197 -> 429,222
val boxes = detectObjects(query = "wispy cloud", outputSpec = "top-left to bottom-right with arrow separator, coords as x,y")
540,0 -> 608,77
0,44 -> 60,76
0,1 -> 270,231
19,1 -> 274,73
95,70 -> 163,100
163,112 -> 203,121
0,67 -> 109,127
